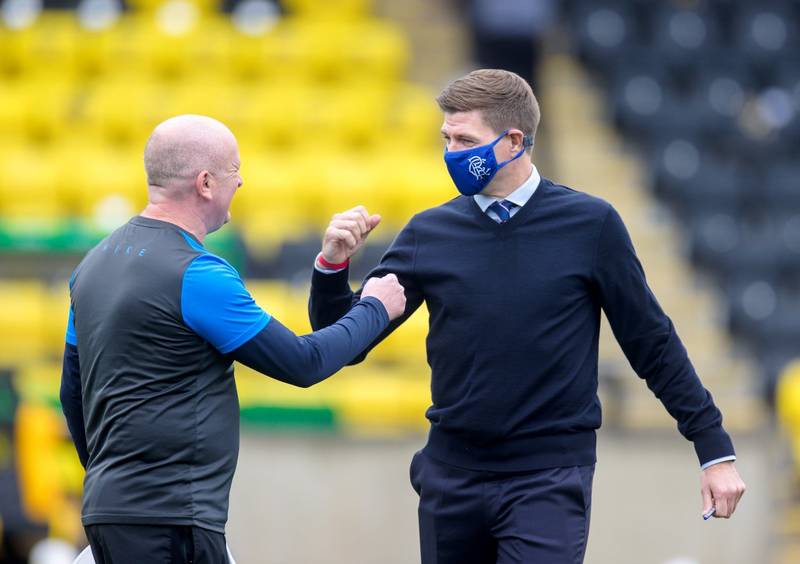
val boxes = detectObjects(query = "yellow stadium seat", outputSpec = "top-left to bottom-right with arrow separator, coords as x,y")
239,81 -> 312,147
281,0 -> 373,21
28,12 -> 80,74
0,145 -> 63,220
54,141 -> 146,224
365,305 -> 428,364
0,24 -> 37,76
232,150 -> 313,223
778,360 -> 800,434
0,81 -> 27,136
328,365 -> 430,435
17,76 -> 75,142
126,0 -> 221,16
342,20 -> 409,82
384,152 -> 454,224
0,281 -> 48,362
82,78 -> 162,145
14,402 -> 65,522
168,79 -> 238,126
246,280 -> 313,334
74,27 -> 120,78
246,279 -> 294,324
95,11 -> 227,80
228,29 -> 295,82
388,83 -> 442,151
312,84 -> 390,149
310,152 -> 390,228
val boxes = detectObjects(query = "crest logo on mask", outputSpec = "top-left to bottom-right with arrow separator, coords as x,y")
467,155 -> 491,180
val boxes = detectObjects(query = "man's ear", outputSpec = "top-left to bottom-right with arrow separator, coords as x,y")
507,129 -> 527,153
195,171 -> 213,201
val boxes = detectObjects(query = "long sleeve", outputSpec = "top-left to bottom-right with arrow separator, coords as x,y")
308,221 -> 425,364
592,205 -> 735,466
60,342 -> 89,468
231,297 -> 389,387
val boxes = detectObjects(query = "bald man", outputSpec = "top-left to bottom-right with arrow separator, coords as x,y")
60,115 -> 405,564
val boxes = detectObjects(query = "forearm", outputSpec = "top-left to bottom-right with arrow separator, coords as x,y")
623,320 -> 735,465
59,344 -> 88,468
309,267 -> 360,331
234,297 -> 389,387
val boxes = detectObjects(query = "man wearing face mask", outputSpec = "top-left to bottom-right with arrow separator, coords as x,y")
308,70 -> 745,563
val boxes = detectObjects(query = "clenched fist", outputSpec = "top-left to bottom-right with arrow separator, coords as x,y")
362,274 -> 406,320
321,206 -> 382,265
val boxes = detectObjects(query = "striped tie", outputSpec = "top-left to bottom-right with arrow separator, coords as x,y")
488,200 -> 517,224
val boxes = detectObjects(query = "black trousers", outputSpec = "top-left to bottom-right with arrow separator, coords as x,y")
85,524 -> 228,564
411,451 -> 595,564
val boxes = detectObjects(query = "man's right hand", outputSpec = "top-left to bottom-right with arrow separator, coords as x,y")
321,206 -> 382,264
362,274 -> 406,320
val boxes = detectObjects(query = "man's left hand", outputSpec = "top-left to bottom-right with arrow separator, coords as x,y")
700,461 -> 746,519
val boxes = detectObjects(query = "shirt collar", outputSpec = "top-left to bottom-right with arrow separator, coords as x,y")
473,164 -> 541,212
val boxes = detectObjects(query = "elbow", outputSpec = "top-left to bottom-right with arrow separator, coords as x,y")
346,353 -> 367,366
294,366 -> 331,388
272,364 -> 327,388
293,377 -> 316,389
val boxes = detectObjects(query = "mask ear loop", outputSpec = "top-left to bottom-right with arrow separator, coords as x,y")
522,134 -> 534,148
497,132 -> 534,167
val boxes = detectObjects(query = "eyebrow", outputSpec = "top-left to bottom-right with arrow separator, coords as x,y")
441,131 -> 477,142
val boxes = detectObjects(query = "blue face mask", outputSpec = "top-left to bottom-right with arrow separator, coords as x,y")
443,129 -> 533,196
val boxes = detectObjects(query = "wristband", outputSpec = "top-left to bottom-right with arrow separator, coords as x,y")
317,253 -> 350,270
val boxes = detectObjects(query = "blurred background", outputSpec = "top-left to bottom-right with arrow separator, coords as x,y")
0,0 -> 798,562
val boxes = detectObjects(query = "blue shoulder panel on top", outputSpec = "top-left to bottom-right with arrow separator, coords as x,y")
179,229 -> 206,252
65,306 -> 77,346
181,253 -> 271,354
66,269 -> 78,346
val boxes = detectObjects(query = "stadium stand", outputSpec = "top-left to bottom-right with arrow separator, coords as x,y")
560,1 -> 799,560
563,0 -> 800,399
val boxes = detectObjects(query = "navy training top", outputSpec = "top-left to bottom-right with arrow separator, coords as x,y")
61,216 -> 389,532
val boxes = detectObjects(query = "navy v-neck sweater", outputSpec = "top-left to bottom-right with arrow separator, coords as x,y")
310,178 -> 734,472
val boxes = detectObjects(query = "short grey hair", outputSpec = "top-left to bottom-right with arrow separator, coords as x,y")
143,115 -> 234,188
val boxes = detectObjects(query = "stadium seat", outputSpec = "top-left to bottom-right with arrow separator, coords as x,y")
651,5 -> 721,71
684,59 -> 753,138
126,0 -> 221,16
0,146 -> 63,220
0,281 -> 48,363
733,1 -> 799,68
81,78 -> 162,145
17,76 -> 74,142
765,161 -> 800,212
0,27 -> 32,76
571,1 -> 640,74
280,0 -> 372,21
59,143 -> 147,223
388,83 -> 442,151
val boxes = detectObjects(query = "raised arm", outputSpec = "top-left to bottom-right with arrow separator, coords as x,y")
182,253 -> 405,388
232,276 -> 405,387
309,206 -> 424,364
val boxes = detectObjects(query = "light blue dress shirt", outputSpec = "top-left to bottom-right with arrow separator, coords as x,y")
474,164 -> 541,222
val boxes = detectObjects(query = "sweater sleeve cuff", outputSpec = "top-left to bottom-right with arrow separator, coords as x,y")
357,296 -> 390,329
311,263 -> 351,294
692,426 -> 735,467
